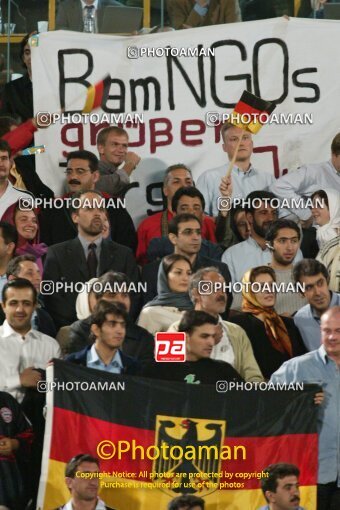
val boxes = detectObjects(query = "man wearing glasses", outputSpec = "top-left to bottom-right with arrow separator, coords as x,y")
38,149 -> 137,252
55,453 -> 116,510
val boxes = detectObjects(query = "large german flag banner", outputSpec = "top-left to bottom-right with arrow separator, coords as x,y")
38,360 -> 318,510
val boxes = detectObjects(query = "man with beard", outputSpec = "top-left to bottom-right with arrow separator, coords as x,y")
221,191 -> 303,283
197,123 -> 274,217
292,259 -> 340,351
265,220 -> 307,316
258,463 -> 305,510
42,191 -> 139,329
168,267 -> 263,381
39,150 -> 137,252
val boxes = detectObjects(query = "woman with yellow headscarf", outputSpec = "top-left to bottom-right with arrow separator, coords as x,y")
229,266 -> 306,379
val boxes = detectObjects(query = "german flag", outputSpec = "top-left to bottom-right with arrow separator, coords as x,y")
229,90 -> 276,134
82,75 -> 111,114
38,360 -> 318,510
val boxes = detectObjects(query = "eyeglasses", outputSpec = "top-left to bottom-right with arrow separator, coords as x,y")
64,168 -> 91,176
178,228 -> 201,236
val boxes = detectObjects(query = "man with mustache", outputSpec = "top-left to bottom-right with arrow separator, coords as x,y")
258,463 -> 305,510
168,267 -> 263,381
42,190 -> 139,329
221,191 -> 303,283
39,150 -> 137,252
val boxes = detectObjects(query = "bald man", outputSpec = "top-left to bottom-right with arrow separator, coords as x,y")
271,306 -> 340,510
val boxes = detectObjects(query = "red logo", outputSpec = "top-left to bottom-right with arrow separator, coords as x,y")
155,332 -> 186,362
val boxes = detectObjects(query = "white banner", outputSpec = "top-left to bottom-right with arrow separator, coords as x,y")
32,18 -> 340,225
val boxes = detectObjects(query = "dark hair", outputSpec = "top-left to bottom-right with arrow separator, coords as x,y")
245,190 -> 278,214
162,254 -> 192,278
311,190 -> 329,209
260,463 -> 299,500
0,116 -> 19,138
178,310 -> 218,335
92,271 -> 131,299
0,221 -> 18,247
0,139 -> 11,158
6,254 -> 37,278
171,187 -> 205,213
97,126 -> 128,146
293,259 -> 329,284
248,265 -> 276,284
19,32 -> 33,65
67,150 -> 99,173
168,213 -> 201,236
163,164 -> 192,186
65,454 -> 99,478
90,300 -> 128,329
265,219 -> 301,244
331,133 -> 340,156
70,190 -> 104,214
2,278 -> 38,304
168,495 -> 205,510
230,206 -> 247,242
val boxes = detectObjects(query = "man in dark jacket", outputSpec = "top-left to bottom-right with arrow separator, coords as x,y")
66,271 -> 154,364
66,301 -> 140,375
42,190 -> 140,329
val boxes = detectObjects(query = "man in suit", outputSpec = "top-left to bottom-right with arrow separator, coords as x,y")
55,453 -> 116,510
66,301 -> 140,374
56,0 -> 124,32
39,149 -> 137,252
42,190 -> 139,329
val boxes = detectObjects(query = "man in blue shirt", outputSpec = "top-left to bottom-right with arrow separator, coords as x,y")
257,463 -> 305,510
66,301 -> 140,375
293,259 -> 340,351
271,306 -> 340,510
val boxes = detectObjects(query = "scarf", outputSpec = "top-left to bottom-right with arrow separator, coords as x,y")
241,270 -> 293,357
144,260 -> 193,310
316,188 -> 340,249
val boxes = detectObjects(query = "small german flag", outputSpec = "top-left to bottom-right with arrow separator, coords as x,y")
82,74 -> 111,113
229,90 -> 276,134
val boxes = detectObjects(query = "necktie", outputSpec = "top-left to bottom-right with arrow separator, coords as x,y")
84,5 -> 95,33
87,243 -> 98,278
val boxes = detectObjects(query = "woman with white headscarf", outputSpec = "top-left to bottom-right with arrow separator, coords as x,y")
311,189 -> 340,250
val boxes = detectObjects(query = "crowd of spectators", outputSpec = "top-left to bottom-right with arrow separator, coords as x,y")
0,5 -> 339,509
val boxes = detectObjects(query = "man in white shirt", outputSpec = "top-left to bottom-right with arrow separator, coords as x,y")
221,191 -> 302,283
55,454 -> 116,510
0,278 -> 60,402
0,140 -> 31,220
271,132 -> 340,225
197,123 -> 274,217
